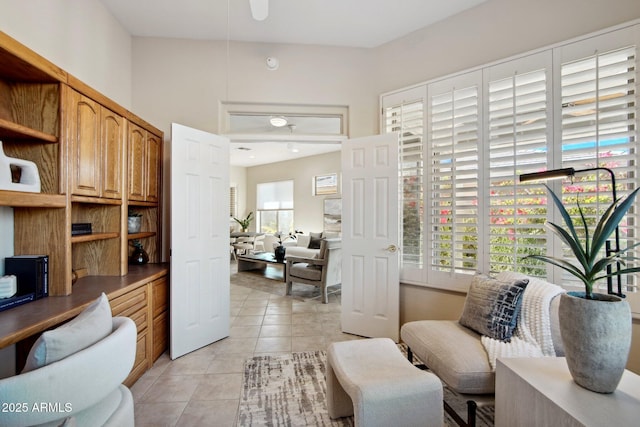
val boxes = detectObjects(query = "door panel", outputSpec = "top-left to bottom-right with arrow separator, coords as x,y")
170,123 -> 230,359
100,106 -> 123,199
341,133 -> 399,341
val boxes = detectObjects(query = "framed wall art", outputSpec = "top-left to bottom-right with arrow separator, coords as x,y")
323,198 -> 342,233
313,173 -> 338,196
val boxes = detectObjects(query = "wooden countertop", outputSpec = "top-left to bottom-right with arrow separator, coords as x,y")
0,263 -> 169,349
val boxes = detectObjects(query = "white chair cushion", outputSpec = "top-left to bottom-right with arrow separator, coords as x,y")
22,293 -> 112,372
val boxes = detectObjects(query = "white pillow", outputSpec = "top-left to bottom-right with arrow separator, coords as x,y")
22,293 -> 112,372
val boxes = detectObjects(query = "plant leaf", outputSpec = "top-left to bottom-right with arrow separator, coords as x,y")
591,187 -> 640,259
545,221 -> 588,268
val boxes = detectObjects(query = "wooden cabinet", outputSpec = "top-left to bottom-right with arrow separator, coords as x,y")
108,272 -> 168,386
68,90 -> 124,199
128,122 -> 161,203
0,30 -> 167,383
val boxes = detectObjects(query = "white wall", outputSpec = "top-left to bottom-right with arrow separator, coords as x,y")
0,0 -> 133,108
245,151 -> 341,234
373,0 -> 640,95
130,38 -> 377,139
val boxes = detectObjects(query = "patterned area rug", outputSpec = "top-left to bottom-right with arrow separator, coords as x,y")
238,350 -> 494,427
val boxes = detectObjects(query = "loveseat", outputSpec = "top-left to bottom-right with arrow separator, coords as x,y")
282,231 -> 339,258
400,271 -> 565,427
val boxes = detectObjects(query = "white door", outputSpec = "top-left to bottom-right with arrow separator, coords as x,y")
170,123 -> 230,359
341,133 -> 400,341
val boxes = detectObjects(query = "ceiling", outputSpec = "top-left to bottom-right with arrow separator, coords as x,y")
99,0 -> 487,167
99,0 -> 486,48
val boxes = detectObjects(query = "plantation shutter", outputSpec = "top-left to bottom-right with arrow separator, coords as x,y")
230,186 -> 237,218
558,42 -> 639,291
486,53 -> 552,276
427,72 -> 481,284
382,87 -> 426,283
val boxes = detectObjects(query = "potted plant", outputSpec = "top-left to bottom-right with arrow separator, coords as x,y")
274,231 -> 298,262
524,184 -> 640,393
127,208 -> 142,234
233,211 -> 253,232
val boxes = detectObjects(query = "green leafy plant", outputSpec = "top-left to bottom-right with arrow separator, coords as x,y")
128,207 -> 142,217
233,211 -> 254,231
524,184 -> 640,299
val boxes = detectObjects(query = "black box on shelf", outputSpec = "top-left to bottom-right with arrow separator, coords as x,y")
71,223 -> 92,236
4,255 -> 48,300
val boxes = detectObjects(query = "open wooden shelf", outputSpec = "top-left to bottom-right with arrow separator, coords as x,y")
0,118 -> 58,143
127,231 -> 156,240
71,195 -> 122,205
71,232 -> 119,244
0,190 -> 65,208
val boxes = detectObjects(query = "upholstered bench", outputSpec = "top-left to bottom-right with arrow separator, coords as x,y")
326,338 -> 443,427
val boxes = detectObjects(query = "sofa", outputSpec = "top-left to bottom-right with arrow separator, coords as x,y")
400,271 -> 565,427
282,231 -> 339,258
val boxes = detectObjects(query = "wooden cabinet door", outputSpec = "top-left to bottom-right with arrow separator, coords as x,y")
128,123 -> 146,201
100,106 -> 124,199
145,133 -> 161,203
70,92 -> 100,197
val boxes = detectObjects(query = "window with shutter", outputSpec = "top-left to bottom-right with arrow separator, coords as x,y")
379,22 -> 640,308
230,186 -> 237,218
388,102 -> 424,265
558,45 -> 638,292
429,79 -> 480,279
382,87 -> 426,283
487,66 -> 550,277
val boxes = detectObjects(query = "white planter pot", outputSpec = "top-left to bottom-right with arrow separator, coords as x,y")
559,291 -> 632,393
128,216 -> 142,234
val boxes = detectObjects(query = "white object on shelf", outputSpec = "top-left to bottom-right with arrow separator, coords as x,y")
0,275 -> 17,299
0,141 -> 41,193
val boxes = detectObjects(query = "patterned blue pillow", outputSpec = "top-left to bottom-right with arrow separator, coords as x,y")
459,275 -> 529,341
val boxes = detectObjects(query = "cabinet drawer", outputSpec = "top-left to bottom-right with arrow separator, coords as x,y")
110,285 -> 147,315
110,286 -> 148,331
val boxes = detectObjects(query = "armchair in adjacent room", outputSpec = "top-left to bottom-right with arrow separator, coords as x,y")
285,238 -> 341,303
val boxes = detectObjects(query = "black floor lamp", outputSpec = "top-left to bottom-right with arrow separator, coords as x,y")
519,167 -> 624,296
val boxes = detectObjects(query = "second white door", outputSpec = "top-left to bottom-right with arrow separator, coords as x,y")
341,133 -> 400,341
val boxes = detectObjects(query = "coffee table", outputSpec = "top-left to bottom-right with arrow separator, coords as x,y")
237,252 -> 286,281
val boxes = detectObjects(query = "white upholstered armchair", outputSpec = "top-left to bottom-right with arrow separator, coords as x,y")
0,315 -> 137,427
285,238 -> 341,303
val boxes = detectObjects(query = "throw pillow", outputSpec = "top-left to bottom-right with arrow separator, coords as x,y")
22,293 -> 113,372
459,275 -> 528,342
308,236 -> 323,249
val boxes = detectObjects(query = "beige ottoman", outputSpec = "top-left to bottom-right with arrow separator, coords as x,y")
326,338 -> 443,427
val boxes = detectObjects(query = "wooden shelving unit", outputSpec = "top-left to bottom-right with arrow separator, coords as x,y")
0,31 -> 168,383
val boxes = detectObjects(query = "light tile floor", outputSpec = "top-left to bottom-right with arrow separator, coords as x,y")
131,264 -> 360,426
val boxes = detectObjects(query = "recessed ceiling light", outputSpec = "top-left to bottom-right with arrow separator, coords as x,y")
269,116 -> 288,127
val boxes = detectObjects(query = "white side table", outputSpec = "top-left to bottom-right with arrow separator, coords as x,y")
496,357 -> 640,427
